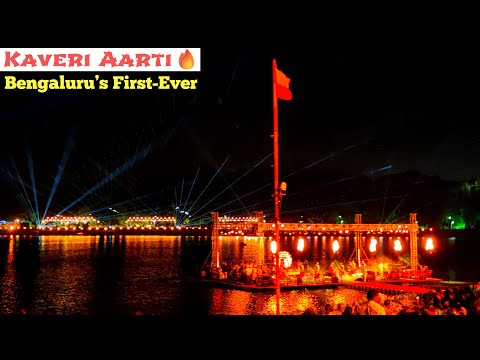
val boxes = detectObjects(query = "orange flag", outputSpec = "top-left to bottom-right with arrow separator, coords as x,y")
274,63 -> 292,101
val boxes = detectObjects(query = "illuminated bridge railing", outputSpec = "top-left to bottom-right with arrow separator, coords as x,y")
218,216 -> 258,227
218,216 -> 259,223
257,223 -> 419,232
210,212 -> 264,238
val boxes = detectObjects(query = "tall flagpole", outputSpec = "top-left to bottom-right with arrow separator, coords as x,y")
272,59 -> 281,315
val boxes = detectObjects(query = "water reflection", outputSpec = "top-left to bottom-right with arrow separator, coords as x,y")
0,233 -> 478,315
207,287 -> 368,315
0,236 -> 16,314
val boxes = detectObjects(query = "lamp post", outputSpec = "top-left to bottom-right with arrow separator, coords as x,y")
272,59 -> 291,315
272,62 -> 286,315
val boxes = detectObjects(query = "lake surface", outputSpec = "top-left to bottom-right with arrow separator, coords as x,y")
0,232 -> 478,315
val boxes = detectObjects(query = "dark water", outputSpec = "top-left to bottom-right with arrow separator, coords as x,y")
0,232 -> 478,315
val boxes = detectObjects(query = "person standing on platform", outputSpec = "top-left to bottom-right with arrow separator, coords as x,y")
366,288 -> 387,315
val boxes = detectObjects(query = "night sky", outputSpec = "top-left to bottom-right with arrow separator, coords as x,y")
0,45 -> 478,223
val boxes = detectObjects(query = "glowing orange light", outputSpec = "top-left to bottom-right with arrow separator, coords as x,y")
425,237 -> 434,252
394,239 -> 402,252
179,49 -> 194,69
297,237 -> 305,252
332,239 -> 340,253
270,240 -> 277,254
369,238 -> 377,253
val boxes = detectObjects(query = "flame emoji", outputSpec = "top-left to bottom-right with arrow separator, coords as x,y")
179,49 -> 194,69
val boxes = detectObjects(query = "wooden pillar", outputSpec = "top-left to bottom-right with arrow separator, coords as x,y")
409,213 -> 418,271
254,211 -> 264,237
210,212 -> 219,271
355,214 -> 362,267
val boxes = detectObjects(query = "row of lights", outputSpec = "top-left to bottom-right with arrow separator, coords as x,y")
42,216 -> 97,224
269,236 -> 435,256
125,216 -> 176,222
219,216 -> 259,222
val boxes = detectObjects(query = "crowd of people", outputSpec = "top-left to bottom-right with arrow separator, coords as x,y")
303,283 -> 480,315
212,259 -> 338,285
